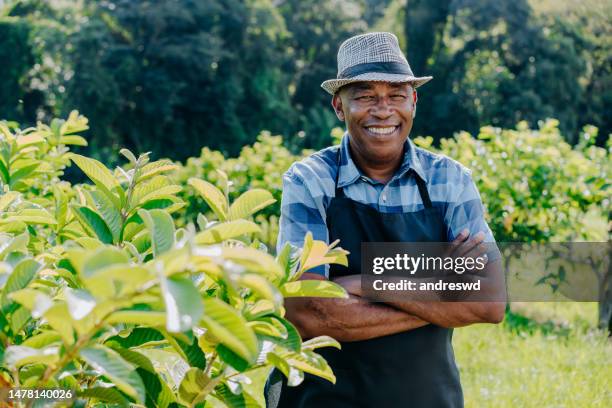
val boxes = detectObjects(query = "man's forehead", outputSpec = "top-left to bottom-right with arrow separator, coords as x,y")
343,81 -> 413,94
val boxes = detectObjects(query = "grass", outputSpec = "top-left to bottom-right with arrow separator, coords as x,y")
454,303 -> 611,407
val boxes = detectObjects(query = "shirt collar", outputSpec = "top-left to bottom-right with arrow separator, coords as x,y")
337,131 -> 428,188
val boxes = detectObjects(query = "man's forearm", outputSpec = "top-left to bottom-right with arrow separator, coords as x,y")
285,294 -> 428,342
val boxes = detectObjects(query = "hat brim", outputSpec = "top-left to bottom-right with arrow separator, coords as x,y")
321,72 -> 433,95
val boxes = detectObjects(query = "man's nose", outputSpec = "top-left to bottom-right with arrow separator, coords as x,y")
370,97 -> 394,119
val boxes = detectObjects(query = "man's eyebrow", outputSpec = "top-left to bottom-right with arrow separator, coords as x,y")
349,83 -> 373,94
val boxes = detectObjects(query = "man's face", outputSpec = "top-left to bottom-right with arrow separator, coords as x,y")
332,81 -> 416,165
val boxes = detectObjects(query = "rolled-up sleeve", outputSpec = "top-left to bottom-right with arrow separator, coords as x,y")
277,170 -> 329,277
444,169 -> 500,261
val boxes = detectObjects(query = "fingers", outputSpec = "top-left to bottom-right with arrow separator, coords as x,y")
455,231 -> 486,258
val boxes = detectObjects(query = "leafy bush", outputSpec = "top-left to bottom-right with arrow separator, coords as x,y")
0,113 -> 350,407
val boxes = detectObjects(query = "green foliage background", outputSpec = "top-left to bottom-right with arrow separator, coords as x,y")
0,0 -> 610,160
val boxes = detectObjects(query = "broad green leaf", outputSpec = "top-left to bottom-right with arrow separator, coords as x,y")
178,368 -> 215,406
266,352 -> 304,387
248,321 -> 284,338
59,135 -> 88,146
105,327 -> 164,349
299,240 -> 348,277
65,288 -> 97,320
188,178 -> 228,221
68,154 -> 123,208
89,190 -> 122,243
9,288 -> 52,317
44,302 -> 75,345
106,311 -> 167,326
0,232 -> 28,259
139,160 -> 179,181
1,258 -> 41,308
161,276 -> 203,333
21,331 -> 62,348
236,274 -> 283,307
280,280 -> 347,299
282,350 -> 336,384
77,387 -> 129,405
81,247 -> 129,277
200,297 -> 258,363
2,208 -> 57,225
138,209 -> 175,257
228,189 -> 276,221
110,347 -> 156,373
80,345 -> 146,403
195,220 -> 261,244
301,336 -> 341,351
222,247 -> 283,280
263,316 -> 301,352
71,205 -> 113,244
243,300 -> 276,320
3,345 -> 60,368
214,383 -> 260,408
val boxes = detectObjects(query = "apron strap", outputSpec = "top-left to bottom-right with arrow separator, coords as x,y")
414,172 -> 433,209
334,147 -> 345,198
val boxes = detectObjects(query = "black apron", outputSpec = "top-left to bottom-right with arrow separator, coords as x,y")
269,148 -> 463,408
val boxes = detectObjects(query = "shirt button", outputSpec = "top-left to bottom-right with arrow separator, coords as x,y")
382,194 -> 387,202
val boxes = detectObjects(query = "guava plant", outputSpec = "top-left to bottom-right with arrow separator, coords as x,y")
0,113 -> 349,407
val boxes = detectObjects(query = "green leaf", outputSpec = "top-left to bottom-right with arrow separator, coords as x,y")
1,258 -> 41,309
195,220 -> 261,244
161,276 -> 203,333
178,367 -> 214,406
0,232 -> 29,259
188,178 -> 228,221
68,154 -> 123,208
236,274 -> 283,307
301,336 -> 341,351
216,344 -> 250,372
280,280 -> 348,299
282,350 -> 336,384
65,288 -> 97,320
77,387 -> 129,405
44,302 -> 75,345
80,345 -> 146,403
2,208 -> 57,225
21,331 -> 62,348
89,190 -> 122,243
222,247 -> 283,281
59,135 -> 88,146
214,383 -> 260,408
3,345 -> 60,368
106,311 -> 167,326
266,352 -> 304,387
228,189 -> 276,220
71,205 -> 113,244
200,297 -> 258,363
138,209 -> 175,257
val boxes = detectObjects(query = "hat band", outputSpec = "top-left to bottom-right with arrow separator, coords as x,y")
338,61 -> 413,79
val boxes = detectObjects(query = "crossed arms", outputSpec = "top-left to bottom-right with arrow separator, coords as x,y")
285,231 -> 506,342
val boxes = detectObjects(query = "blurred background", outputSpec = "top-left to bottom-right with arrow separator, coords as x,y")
0,0 -> 610,162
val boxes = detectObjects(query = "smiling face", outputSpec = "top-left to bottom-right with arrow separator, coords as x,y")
332,81 -> 417,167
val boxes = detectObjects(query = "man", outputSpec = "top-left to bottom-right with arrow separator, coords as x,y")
271,32 -> 505,408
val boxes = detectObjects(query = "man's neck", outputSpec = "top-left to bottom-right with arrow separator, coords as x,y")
348,142 -> 405,184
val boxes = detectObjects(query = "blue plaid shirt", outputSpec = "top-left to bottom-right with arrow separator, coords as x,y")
277,133 -> 496,277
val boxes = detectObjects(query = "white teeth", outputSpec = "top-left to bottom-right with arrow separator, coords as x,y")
367,127 -> 397,135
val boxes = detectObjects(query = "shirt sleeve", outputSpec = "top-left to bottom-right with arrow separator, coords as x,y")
444,169 -> 501,261
277,170 -> 329,277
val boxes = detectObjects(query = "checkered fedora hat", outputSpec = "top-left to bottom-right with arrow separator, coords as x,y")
321,32 -> 433,95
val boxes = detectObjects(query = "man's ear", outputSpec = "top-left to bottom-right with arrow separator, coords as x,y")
412,89 -> 418,119
332,93 -> 345,121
